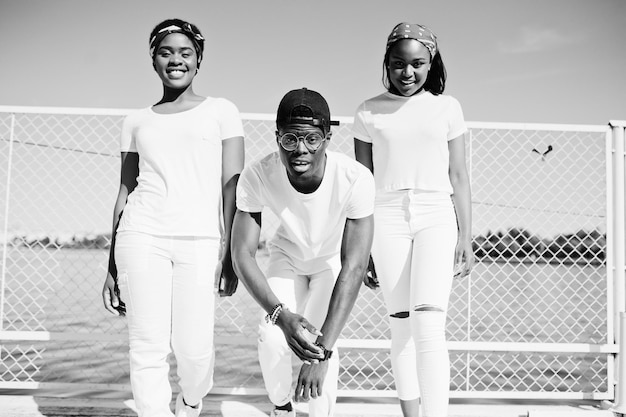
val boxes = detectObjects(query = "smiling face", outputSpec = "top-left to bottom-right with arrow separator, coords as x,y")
276,124 -> 329,191
387,39 -> 432,96
152,33 -> 199,89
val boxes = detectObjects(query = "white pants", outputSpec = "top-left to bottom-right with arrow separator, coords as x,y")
115,231 -> 219,417
258,267 -> 340,417
372,190 -> 457,417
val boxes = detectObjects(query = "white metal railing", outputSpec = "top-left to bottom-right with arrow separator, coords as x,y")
0,105 -> 622,401
609,120 -> 626,412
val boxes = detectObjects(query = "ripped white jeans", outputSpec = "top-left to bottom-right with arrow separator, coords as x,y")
372,190 -> 457,417
115,231 -> 219,417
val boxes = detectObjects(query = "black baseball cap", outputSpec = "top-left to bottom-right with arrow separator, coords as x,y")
276,88 -> 340,132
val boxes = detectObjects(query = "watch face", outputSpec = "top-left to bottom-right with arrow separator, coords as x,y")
315,342 -> 333,361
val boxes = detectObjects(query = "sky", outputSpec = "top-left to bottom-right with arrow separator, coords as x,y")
0,0 -> 625,125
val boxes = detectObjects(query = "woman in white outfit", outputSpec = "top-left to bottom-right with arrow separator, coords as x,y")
101,18 -> 245,417
353,23 -> 473,417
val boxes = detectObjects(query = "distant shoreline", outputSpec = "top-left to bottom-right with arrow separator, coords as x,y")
3,227 -> 607,267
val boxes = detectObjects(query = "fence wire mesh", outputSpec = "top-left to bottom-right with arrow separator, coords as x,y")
0,109 -> 611,398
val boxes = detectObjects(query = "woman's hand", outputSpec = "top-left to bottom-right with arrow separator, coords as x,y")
102,272 -> 125,316
454,237 -> 474,279
362,254 -> 379,289
216,255 -> 238,297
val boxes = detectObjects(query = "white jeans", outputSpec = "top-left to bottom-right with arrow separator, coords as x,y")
372,190 -> 457,417
258,267 -> 340,417
115,231 -> 219,417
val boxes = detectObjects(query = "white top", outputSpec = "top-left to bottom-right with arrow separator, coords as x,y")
352,91 -> 467,194
117,97 -> 244,237
236,151 -> 375,274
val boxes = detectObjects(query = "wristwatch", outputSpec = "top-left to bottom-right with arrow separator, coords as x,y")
314,342 -> 333,361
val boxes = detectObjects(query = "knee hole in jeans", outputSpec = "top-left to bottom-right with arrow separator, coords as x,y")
413,304 -> 444,313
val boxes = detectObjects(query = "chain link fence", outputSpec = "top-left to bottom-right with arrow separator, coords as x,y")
0,107 -> 614,399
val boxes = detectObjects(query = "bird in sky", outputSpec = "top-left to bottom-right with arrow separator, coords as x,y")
532,145 -> 553,161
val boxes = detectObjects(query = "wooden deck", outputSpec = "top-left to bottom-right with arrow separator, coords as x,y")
0,394 -> 617,417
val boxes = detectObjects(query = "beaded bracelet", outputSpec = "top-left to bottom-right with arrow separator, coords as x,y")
266,303 -> 284,325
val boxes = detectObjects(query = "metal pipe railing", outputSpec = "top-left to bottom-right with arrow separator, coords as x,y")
609,120 -> 626,415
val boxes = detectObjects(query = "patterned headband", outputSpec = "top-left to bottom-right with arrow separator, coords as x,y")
149,23 -> 205,62
386,22 -> 437,58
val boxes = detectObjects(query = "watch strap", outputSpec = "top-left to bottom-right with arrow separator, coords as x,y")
315,342 -> 333,361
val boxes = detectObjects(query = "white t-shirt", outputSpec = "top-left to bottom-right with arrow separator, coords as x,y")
117,97 -> 244,237
352,91 -> 467,194
236,151 -> 375,275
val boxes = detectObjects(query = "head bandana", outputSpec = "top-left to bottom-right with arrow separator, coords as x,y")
386,22 -> 437,58
149,22 -> 205,64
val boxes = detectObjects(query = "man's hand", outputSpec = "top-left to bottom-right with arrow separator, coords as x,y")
295,361 -> 330,402
276,309 -> 324,362
216,255 -> 238,297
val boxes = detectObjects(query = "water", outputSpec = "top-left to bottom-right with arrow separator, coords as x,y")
0,247 -> 609,395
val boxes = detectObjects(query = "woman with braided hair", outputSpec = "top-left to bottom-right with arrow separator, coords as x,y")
101,18 -> 245,417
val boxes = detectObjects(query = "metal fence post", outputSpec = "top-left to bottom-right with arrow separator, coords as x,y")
610,120 -> 626,414
0,112 -> 16,332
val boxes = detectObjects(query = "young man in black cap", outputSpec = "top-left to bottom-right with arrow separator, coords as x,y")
231,88 -> 375,417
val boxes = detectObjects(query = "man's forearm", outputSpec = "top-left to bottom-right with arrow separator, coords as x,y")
315,215 -> 373,349
234,253 -> 281,314
316,268 -> 364,348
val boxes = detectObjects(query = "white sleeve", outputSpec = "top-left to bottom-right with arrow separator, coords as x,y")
447,96 -> 468,140
236,164 -> 264,213
351,102 -> 373,143
119,113 -> 137,152
346,167 -> 375,219
218,99 -> 245,140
